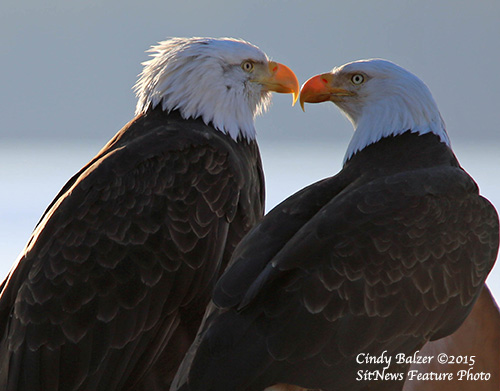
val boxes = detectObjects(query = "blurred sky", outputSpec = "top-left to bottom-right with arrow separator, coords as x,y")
1,0 -> 500,146
1,2 -> 500,297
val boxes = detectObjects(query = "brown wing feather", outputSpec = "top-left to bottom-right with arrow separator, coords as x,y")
175,162 -> 497,391
254,167 -> 498,389
0,110 -> 264,391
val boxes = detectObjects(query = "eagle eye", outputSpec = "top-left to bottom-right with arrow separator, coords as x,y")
351,74 -> 365,85
241,61 -> 254,73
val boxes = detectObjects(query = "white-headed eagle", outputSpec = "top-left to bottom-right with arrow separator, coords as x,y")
0,37 -> 299,390
171,59 -> 499,391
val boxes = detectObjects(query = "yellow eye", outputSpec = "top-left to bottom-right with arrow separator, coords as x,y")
351,74 -> 364,85
241,61 -> 254,73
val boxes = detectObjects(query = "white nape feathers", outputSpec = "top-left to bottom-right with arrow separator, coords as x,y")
134,37 -> 273,141
337,59 -> 450,161
301,59 -> 450,162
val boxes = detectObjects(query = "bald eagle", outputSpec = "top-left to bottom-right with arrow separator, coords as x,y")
0,37 -> 298,391
171,59 -> 499,391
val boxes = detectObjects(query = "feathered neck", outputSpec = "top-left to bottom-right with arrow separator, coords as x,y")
134,37 -> 271,141
341,62 -> 450,164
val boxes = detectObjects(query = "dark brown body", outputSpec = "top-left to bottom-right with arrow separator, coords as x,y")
0,107 -> 265,390
174,131 -> 498,391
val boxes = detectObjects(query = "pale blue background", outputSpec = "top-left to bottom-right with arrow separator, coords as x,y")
2,1 -> 500,299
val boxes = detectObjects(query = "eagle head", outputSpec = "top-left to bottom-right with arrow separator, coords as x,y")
134,37 -> 299,141
300,59 -> 450,161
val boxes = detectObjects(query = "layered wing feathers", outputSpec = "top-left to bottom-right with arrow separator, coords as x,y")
0,113 -> 262,390
184,164 -> 498,391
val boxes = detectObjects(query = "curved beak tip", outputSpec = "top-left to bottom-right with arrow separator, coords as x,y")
299,97 -> 306,112
299,78 -> 316,112
286,69 -> 300,107
266,61 -> 299,106
298,73 -> 349,110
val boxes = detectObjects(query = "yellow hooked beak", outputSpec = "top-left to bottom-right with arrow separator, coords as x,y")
299,73 -> 354,111
253,61 -> 299,106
